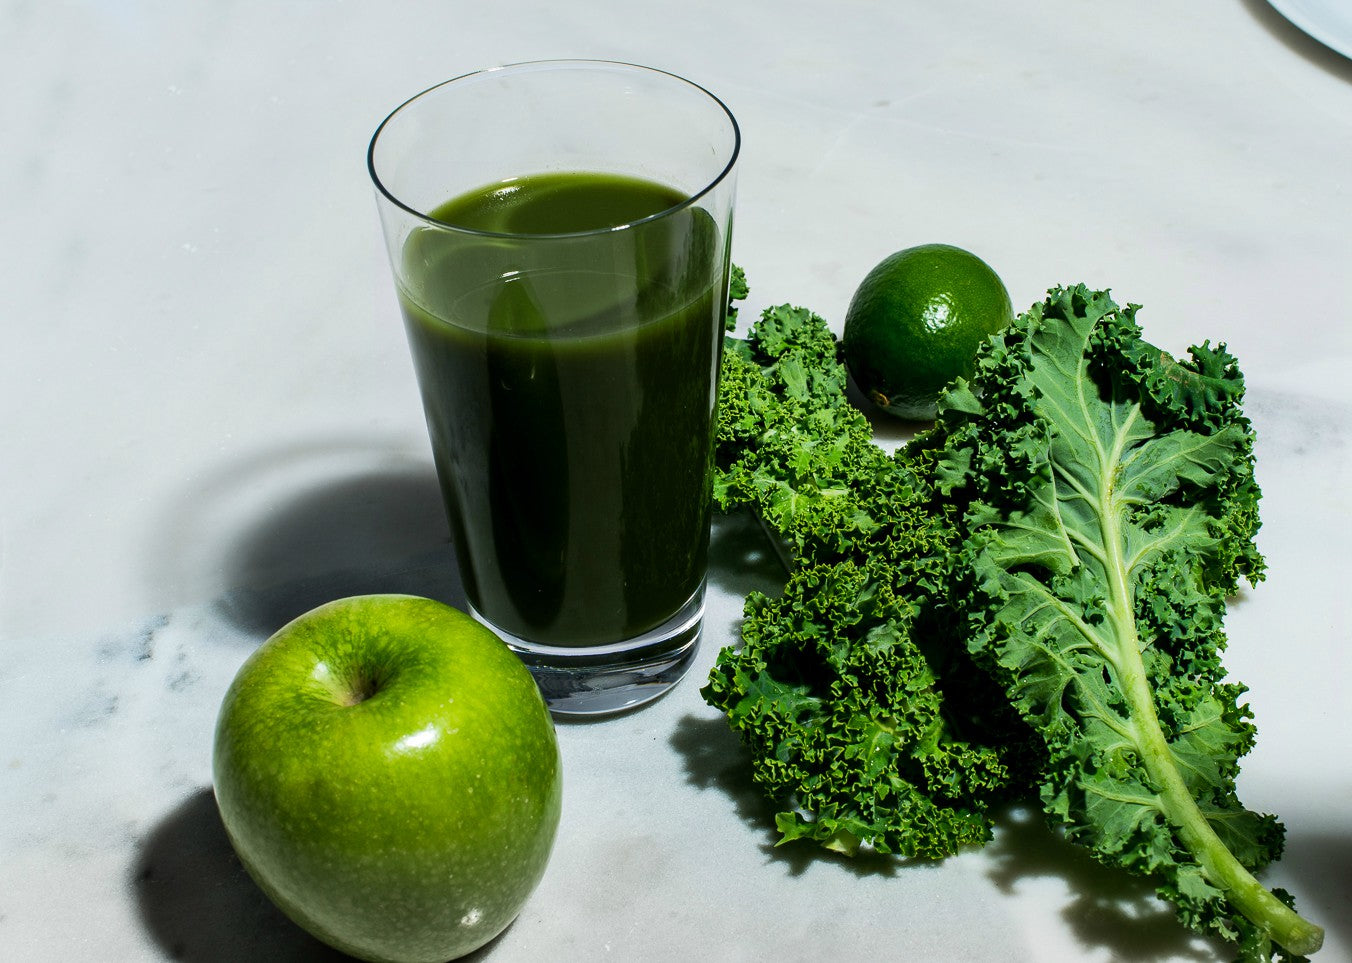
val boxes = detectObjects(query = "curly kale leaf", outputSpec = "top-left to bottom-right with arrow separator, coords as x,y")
709,559 -> 1013,858
713,304 -> 885,562
704,300 -> 1034,859
724,263 -> 749,331
935,285 -> 1322,960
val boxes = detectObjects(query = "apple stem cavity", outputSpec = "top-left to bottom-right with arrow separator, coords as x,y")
339,667 -> 386,707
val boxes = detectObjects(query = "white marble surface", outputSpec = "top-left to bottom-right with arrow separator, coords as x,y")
3,1 -> 1351,960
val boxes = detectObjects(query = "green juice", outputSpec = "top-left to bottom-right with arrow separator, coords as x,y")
397,172 -> 726,647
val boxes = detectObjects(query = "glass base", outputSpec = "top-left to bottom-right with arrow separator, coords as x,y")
469,583 -> 704,718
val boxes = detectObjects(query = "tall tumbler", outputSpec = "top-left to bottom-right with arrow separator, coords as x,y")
368,61 -> 739,716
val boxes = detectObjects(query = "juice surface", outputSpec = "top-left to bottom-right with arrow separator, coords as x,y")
398,172 -> 725,646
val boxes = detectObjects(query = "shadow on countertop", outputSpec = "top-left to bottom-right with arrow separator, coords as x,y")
705,508 -> 790,601
983,804 -> 1227,962
1276,828 -> 1352,953
213,467 -> 464,638
132,788 -> 506,962
179,443 -> 786,646
1240,0 -> 1352,80
986,804 -> 1348,959
132,788 -> 351,962
671,712 -> 1344,959
668,712 -> 907,880
169,442 -> 466,639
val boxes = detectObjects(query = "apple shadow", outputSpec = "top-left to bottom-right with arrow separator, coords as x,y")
132,788 -> 511,962
132,787 -> 352,962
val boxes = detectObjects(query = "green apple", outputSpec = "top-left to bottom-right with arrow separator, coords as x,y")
212,594 -> 562,963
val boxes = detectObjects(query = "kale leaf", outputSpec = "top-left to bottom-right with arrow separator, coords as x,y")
936,285 -> 1321,959
703,275 -> 1322,960
704,299 -> 1034,858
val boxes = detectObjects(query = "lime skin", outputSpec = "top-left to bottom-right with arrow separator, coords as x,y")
843,243 -> 1013,421
212,595 -> 562,963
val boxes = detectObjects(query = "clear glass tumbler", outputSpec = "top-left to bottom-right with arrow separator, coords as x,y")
368,61 -> 739,716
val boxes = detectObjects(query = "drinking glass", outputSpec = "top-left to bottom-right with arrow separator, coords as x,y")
368,61 -> 739,716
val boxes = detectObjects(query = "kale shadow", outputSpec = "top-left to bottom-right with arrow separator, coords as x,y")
132,787 -> 508,962
668,712 -> 905,880
705,509 -> 790,601
1278,829 -> 1352,954
983,803 -> 1229,962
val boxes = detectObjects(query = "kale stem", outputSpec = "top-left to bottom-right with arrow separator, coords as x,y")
1099,478 -> 1324,957
1125,654 -> 1324,954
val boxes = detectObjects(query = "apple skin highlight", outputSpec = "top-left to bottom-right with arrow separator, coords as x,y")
212,594 -> 563,963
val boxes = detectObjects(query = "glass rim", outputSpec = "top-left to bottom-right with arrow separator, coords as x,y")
366,59 -> 741,241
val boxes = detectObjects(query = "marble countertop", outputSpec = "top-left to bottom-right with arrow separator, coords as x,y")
4,2 -> 1351,960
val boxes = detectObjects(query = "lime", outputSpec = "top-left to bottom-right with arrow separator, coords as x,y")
842,243 -> 1013,421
